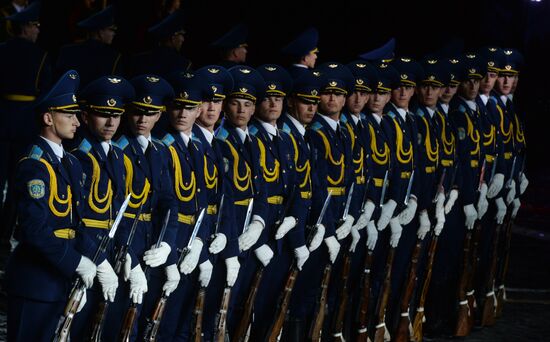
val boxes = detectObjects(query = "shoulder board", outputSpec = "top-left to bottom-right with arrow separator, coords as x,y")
162,133 -> 175,146
458,104 -> 467,113
248,125 -> 259,136
386,110 -> 396,119
28,145 -> 43,160
340,114 -> 348,124
281,122 -> 292,134
309,121 -> 323,131
191,136 -> 201,145
360,113 -> 367,120
414,109 -> 425,117
152,137 -> 163,145
488,96 -> 498,105
215,126 -> 229,140
78,138 -> 92,153
115,135 -> 129,150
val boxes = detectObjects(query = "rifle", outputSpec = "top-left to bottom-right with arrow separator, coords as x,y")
379,170 -> 389,208
142,208 -> 205,342
412,234 -> 439,341
190,287 -> 206,342
309,264 -> 332,341
120,209 -> 171,342
214,286 -> 232,342
373,248 -> 395,342
404,170 -> 415,206
481,214 -> 501,327
53,194 -> 131,342
266,192 -> 333,341
87,203 -> 144,341
355,249 -> 374,342
210,194 -> 225,242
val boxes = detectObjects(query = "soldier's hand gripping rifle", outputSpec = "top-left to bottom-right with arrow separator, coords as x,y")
142,208 -> 205,342
53,194 -> 132,342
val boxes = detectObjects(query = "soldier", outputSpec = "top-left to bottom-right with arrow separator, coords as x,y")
281,27 -> 319,79
69,75 -> 136,340
210,23 -> 249,69
5,70 -> 97,341
0,0 -> 27,42
129,9 -> 191,79
56,5 -> 124,87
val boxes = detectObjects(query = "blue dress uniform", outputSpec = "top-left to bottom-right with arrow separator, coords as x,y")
305,62 -> 355,337
5,71 -> 93,341
69,75 -> 136,340
210,23 -> 249,69
215,66 -> 269,338
55,5 -> 123,87
281,27 -> 319,79
128,10 -> 191,79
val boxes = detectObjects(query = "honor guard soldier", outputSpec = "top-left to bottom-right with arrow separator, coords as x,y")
146,71 -> 210,340
190,65 -> 240,342
281,27 -> 319,79
56,5 -> 124,87
69,75 -> 136,340
0,0 -> 27,42
214,66 -> 270,338
210,23 -> 249,69
5,70 -> 95,341
0,0 -> 52,239
129,9 -> 191,79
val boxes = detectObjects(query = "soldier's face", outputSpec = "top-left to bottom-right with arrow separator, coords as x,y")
367,92 -> 390,114
171,32 -> 185,51
257,96 -> 284,123
391,86 -> 415,108
495,74 -> 515,95
303,51 -> 318,68
480,72 -> 498,95
319,93 -> 345,117
288,97 -> 318,125
45,112 -> 80,141
417,84 -> 442,108
98,27 -> 116,45
82,111 -> 121,141
23,21 -> 40,43
225,98 -> 255,130
233,46 -> 248,63
128,112 -> 160,137
439,85 -> 458,104
458,79 -> 480,100
169,106 -> 200,134
511,75 -> 519,93
346,91 -> 369,114
198,100 -> 223,130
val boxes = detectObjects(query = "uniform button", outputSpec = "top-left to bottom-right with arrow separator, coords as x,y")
76,201 -> 80,205
282,170 -> 286,174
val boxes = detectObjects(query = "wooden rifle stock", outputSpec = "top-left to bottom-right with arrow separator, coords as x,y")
215,286 -> 232,342
373,248 -> 395,342
455,231 -> 472,337
232,267 -> 263,342
87,301 -> 109,342
412,235 -> 439,341
267,265 -> 299,341
481,217 -> 504,326
331,251 -> 352,341
53,285 -> 86,342
495,212 -> 514,318
465,220 -> 483,330
191,288 -> 206,342
119,304 -> 138,342
356,250 -> 374,342
309,264 -> 332,341
394,240 -> 423,342
142,295 -> 168,342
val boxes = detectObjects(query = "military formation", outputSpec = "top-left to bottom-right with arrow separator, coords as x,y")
1,3 -> 529,342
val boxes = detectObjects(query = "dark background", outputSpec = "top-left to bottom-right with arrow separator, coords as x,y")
16,0 -> 550,227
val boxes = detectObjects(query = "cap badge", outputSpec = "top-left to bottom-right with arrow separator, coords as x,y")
69,73 -> 77,80
183,72 -> 193,78
488,61 -> 495,67
378,81 -> 383,87
504,50 -> 513,55
428,59 -> 437,64
239,87 -> 248,93
181,92 -> 189,99
489,47 -> 497,52
108,77 -> 121,84
379,63 -> 388,68
328,64 -> 338,68
469,68 -> 476,74
313,71 -> 321,76
401,58 -> 411,62
146,76 -> 160,83
208,68 -> 220,73
265,66 -> 277,71
505,65 -> 512,70
72,95 -> 77,103
401,74 -> 408,80
329,81 -> 337,87
107,98 -> 116,107
356,79 -> 364,85
311,90 -> 318,96
212,86 -> 218,93
143,96 -> 152,104
450,59 -> 459,64
240,69 -> 251,74
268,84 -> 277,90
356,63 -> 366,68
466,54 -> 476,59
429,75 -> 435,80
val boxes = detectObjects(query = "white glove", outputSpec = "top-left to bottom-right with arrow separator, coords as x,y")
417,210 -> 431,240
179,239 -> 204,275
225,256 -> 240,286
254,244 -> 274,267
366,220 -> 378,250
76,256 -> 97,289
435,192 -> 445,214
463,204 -> 478,230
377,199 -> 397,230
77,289 -> 87,313
506,180 -> 516,205
477,183 -> 489,220
324,236 -> 340,264
294,245 -> 310,270
308,224 -> 325,252
238,220 -> 264,251
389,217 -> 403,248
163,264 -> 180,296
97,260 -> 118,302
143,241 -> 171,267
399,197 -> 417,225
495,197 -> 507,224
349,226 -> 361,252
209,233 -> 227,254
444,189 -> 459,214
353,201 -> 376,230
336,215 -> 355,240
511,198 -> 521,219
487,173 -> 504,198
519,172 -> 528,195
129,264 -> 148,304
275,216 -> 297,239
434,210 -> 445,236
198,260 -> 213,287
123,253 -> 132,281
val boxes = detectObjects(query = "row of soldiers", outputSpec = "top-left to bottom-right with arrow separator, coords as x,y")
3,3 -> 528,342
